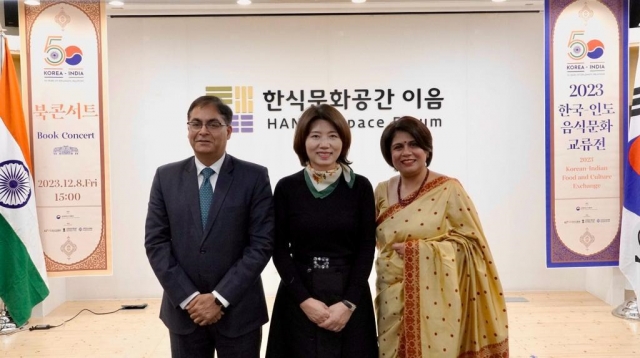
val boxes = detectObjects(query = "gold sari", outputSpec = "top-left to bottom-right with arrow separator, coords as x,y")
375,177 -> 508,358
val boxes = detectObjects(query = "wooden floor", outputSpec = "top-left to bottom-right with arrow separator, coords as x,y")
1,292 -> 639,357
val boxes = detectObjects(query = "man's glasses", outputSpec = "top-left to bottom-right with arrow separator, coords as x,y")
187,121 -> 228,131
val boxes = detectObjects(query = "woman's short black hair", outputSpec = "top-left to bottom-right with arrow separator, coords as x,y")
293,104 -> 352,166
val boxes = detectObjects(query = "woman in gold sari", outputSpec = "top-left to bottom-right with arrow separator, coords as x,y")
375,116 -> 508,358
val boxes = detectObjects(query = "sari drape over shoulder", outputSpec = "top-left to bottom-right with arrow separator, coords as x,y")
375,177 -> 508,358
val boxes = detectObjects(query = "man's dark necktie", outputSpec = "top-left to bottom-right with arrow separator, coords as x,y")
200,167 -> 215,228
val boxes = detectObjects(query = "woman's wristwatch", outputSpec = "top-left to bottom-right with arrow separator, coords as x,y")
342,300 -> 356,312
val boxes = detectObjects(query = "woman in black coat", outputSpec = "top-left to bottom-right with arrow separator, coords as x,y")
266,104 -> 378,358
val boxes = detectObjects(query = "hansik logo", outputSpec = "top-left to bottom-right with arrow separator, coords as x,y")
205,86 -> 254,133
44,36 -> 83,66
568,31 -> 604,60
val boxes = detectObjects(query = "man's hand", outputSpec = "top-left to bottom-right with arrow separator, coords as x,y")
318,302 -> 353,332
300,298 -> 330,324
186,293 -> 223,326
392,243 -> 406,259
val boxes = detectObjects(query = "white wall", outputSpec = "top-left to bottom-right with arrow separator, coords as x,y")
65,12 -> 587,300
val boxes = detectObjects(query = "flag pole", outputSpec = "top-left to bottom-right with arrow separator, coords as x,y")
0,301 -> 19,333
0,22 -> 5,70
611,281 -> 640,321
0,23 -> 20,334
612,293 -> 639,320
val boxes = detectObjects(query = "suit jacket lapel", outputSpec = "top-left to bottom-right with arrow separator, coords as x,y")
202,154 -> 234,241
184,158 -> 204,234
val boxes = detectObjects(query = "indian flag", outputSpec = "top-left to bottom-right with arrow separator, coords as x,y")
0,37 -> 49,327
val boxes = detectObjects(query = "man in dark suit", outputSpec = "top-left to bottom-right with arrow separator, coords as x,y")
145,95 -> 274,358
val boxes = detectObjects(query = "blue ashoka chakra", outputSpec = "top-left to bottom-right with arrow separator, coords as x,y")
0,160 -> 32,209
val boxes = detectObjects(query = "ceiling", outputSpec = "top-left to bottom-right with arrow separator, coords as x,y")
105,0 -> 544,16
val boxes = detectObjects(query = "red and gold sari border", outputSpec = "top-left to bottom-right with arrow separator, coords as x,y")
376,176 -> 453,226
457,338 -> 509,358
398,239 -> 422,358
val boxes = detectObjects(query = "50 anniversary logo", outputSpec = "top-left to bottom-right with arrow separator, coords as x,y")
44,36 -> 83,66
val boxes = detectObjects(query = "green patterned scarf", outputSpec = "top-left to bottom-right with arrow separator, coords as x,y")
303,163 -> 355,199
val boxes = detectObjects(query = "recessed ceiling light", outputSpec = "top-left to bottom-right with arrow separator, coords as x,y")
352,0 -> 367,3
492,0 -> 507,2
237,0 -> 252,5
24,0 -> 41,5
109,1 -> 125,6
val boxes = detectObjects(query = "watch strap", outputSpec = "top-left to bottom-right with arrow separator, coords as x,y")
342,299 -> 356,312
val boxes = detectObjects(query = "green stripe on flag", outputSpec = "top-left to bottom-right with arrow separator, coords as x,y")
0,214 -> 49,326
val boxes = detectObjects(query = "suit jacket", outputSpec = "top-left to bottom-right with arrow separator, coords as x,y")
144,154 -> 274,337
